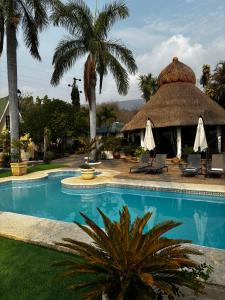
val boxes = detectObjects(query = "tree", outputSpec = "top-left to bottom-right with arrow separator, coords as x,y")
200,61 -> 225,109
70,79 -> 81,111
97,104 -> 117,126
138,73 -> 158,102
50,0 -> 137,152
0,0 -> 57,160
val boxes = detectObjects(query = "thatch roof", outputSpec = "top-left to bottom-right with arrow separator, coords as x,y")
122,58 -> 225,131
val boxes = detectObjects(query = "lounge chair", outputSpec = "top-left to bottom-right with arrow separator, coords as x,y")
130,152 -> 150,173
145,154 -> 168,174
182,154 -> 201,177
206,154 -> 225,177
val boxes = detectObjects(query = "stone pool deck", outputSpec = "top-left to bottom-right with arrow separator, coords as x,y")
0,165 -> 225,298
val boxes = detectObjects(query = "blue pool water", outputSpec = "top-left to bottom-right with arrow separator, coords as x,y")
0,172 -> 225,250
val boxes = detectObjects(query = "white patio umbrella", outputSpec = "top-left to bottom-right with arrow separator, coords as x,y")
193,117 -> 208,152
143,120 -> 155,151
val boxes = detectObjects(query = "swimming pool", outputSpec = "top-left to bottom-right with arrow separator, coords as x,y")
0,172 -> 225,250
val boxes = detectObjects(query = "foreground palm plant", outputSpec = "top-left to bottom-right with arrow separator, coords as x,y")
51,0 -> 137,145
55,206 -> 212,300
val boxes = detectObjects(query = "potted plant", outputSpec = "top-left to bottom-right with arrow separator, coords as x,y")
55,206 -> 213,300
10,139 -> 28,176
79,137 -> 97,163
79,163 -> 95,180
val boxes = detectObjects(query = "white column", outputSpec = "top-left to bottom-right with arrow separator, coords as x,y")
177,127 -> 182,159
217,125 -> 221,153
141,130 -> 145,147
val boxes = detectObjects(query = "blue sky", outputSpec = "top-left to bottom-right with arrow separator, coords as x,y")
0,0 -> 225,104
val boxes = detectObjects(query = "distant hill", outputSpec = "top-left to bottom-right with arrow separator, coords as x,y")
116,99 -> 145,111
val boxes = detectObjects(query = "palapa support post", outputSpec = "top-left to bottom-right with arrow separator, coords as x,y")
176,127 -> 182,159
140,130 -> 145,147
217,125 -> 221,153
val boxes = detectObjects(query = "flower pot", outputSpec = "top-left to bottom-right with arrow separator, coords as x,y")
21,149 -> 30,161
80,168 -> 95,180
113,151 -> 120,159
10,162 -> 28,176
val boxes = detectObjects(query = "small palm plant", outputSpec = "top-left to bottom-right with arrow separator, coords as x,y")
79,137 -> 98,163
55,207 -> 212,300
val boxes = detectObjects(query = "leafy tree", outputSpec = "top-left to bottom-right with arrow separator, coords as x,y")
138,73 -> 158,102
55,206 -> 212,300
97,104 -> 117,126
50,0 -> 137,148
200,61 -> 225,108
0,0 -> 58,160
20,96 -> 89,146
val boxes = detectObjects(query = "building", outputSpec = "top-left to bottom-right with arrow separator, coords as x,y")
0,97 -> 10,133
122,57 -> 225,157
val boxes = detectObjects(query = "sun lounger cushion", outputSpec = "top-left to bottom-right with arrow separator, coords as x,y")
210,168 -> 223,171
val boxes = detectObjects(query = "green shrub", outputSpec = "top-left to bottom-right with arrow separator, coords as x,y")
43,151 -> 54,164
134,146 -> 147,158
122,144 -> 136,156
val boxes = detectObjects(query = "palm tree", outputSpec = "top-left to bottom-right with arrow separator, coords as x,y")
97,104 -> 117,127
0,0 -> 56,159
51,0 -> 137,146
138,73 -> 158,102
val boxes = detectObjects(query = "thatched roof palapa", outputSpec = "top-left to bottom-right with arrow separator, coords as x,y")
122,57 -> 225,131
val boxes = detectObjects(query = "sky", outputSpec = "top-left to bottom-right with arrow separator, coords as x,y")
0,0 -> 225,104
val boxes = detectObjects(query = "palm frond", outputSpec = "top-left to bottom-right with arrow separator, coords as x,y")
95,0 -> 129,38
106,41 -> 137,74
0,4 -> 4,55
107,53 -> 129,95
19,0 -> 40,60
51,0 -> 93,38
51,39 -> 86,86
24,0 -> 48,31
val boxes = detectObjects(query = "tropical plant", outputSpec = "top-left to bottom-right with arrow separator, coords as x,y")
134,146 -> 146,158
50,0 -> 137,151
55,206 -> 212,300
79,137 -> 97,162
138,73 -> 158,102
200,61 -> 225,109
0,0 -> 58,160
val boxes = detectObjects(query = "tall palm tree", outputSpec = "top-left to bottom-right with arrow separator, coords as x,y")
0,0 -> 56,159
51,0 -> 137,145
138,73 -> 158,102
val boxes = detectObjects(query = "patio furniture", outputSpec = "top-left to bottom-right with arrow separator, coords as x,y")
182,154 -> 201,177
130,152 -> 150,173
206,154 -> 225,177
145,154 -> 168,174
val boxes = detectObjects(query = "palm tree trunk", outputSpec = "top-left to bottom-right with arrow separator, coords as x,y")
6,24 -> 19,161
89,85 -> 96,160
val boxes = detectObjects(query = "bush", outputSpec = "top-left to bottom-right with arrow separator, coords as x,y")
55,206 -> 213,300
134,146 -> 146,158
100,136 -> 123,152
43,151 -> 54,164
122,144 -> 136,156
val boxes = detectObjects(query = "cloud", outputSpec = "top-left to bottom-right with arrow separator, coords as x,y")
96,34 -> 225,102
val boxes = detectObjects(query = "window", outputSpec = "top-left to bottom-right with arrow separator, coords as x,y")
6,115 -> 10,130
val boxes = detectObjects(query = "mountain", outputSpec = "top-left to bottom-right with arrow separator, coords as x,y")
116,99 -> 145,111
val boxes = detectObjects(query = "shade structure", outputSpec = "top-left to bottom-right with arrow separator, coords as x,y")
143,120 -> 155,151
193,117 -> 208,152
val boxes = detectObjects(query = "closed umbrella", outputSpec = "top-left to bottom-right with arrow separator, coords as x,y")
193,117 -> 208,152
143,120 -> 155,151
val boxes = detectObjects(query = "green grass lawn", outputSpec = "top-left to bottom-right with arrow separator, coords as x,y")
0,237 -> 87,300
0,163 -> 67,178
